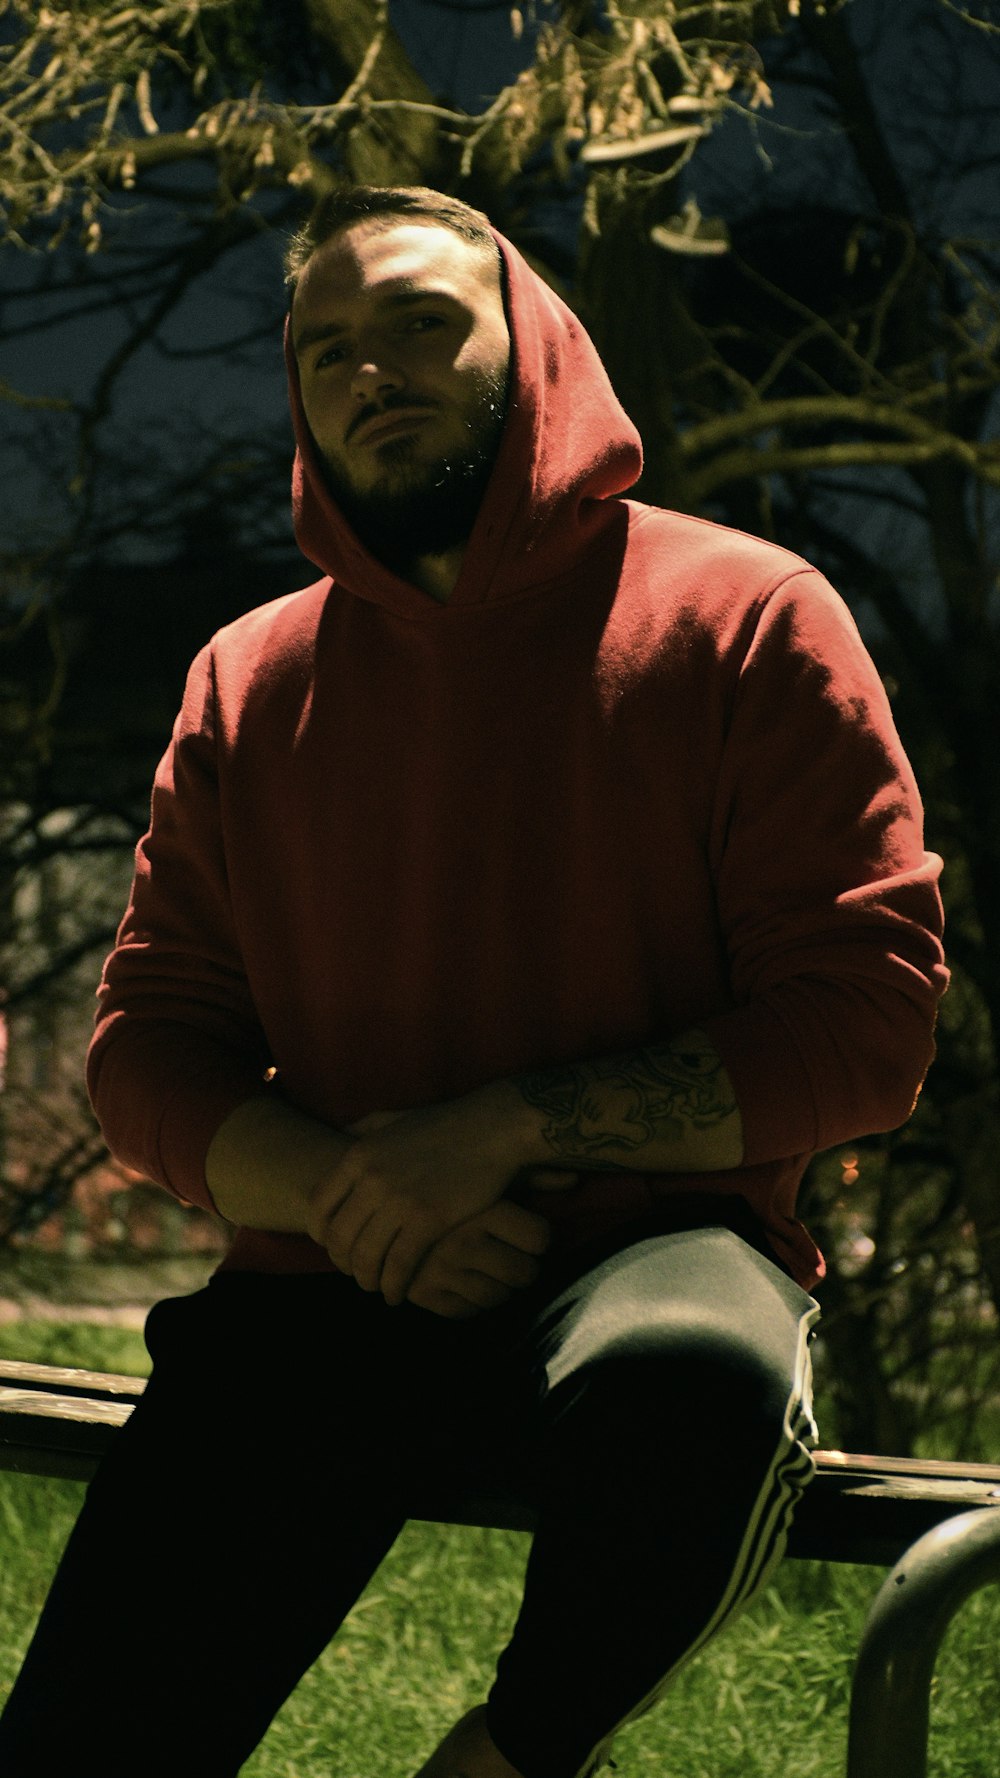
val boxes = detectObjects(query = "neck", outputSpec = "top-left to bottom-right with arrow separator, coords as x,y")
406,545 -> 465,604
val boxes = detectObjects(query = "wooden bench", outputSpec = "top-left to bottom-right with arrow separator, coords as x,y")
2,1358 -> 999,1777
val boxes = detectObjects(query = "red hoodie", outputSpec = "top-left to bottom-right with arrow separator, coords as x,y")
86,229 -> 948,1291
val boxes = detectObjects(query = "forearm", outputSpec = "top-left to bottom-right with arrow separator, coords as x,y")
204,1024 -> 741,1284
206,1094 -> 351,1231
511,1026 -> 743,1174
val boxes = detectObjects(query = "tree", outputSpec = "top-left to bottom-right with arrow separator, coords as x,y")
2,0 -> 998,1451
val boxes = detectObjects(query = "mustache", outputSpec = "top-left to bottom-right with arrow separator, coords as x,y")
345,392 -> 438,445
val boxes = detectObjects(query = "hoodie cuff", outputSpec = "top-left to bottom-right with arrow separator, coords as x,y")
701,1000 -> 819,1167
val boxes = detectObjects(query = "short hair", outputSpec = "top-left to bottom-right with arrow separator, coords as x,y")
283,185 -> 502,292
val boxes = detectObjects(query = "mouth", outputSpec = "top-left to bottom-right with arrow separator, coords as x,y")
353,409 -> 434,447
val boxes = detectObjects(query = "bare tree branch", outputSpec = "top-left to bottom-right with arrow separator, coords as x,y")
687,435 -> 999,503
680,390 -> 1000,491
934,0 -> 1000,34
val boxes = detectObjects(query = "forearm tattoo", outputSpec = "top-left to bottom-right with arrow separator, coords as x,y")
513,1032 -> 738,1170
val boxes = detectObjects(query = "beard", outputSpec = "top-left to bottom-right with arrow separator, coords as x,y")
319,369 -> 509,576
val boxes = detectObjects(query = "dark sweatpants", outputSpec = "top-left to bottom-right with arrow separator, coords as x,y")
0,1209 -> 819,1778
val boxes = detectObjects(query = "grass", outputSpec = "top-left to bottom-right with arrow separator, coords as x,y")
0,1318 -> 152,1375
1,1321 -> 998,1776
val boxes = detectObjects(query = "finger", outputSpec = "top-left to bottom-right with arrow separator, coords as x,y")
325,1190 -> 381,1275
305,1169 -> 356,1248
464,1235 -> 541,1290
524,1168 -> 579,1191
478,1200 -> 552,1256
433,1269 -> 512,1312
409,1289 -> 481,1320
349,1208 -> 404,1294
380,1219 -> 442,1308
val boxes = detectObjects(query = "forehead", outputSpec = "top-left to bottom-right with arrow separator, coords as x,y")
293,221 -> 502,322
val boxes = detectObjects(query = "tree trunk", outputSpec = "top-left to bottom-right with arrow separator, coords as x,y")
302,0 -> 448,186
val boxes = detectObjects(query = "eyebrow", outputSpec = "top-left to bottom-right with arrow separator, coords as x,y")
293,286 -> 458,357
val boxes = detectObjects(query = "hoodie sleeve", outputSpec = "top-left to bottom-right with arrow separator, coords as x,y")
86,643 -> 271,1210
699,567 -> 948,1165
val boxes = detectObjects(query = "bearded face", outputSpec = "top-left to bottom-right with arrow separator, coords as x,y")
292,220 -> 511,576
316,363 -> 508,572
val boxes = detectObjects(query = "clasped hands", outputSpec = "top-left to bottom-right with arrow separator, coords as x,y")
303,1082 -> 576,1319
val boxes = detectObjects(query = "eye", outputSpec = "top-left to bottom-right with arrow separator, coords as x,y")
407,313 -> 446,335
314,343 -> 348,369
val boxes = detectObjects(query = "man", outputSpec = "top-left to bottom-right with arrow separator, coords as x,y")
0,186 -> 947,1777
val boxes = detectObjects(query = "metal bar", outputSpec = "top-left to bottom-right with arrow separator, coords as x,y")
846,1507 -> 1000,1778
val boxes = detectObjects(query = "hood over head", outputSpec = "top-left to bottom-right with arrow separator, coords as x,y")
284,227 -> 643,615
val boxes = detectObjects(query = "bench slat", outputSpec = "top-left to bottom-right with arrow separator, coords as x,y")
812,1447 -> 1000,1484
0,1361 -> 148,1399
2,1371 -> 999,1566
0,1389 -> 136,1426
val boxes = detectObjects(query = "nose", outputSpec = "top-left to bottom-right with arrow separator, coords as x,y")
350,356 -> 405,403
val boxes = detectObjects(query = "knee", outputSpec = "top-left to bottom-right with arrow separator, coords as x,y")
549,1322 -> 798,1461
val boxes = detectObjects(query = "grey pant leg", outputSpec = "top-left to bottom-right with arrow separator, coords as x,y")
486,1226 -> 820,1778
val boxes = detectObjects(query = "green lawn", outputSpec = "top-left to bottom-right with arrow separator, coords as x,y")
1,1321 -> 997,1777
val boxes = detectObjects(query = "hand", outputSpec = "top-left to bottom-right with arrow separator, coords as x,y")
406,1199 -> 553,1319
305,1085 -> 571,1307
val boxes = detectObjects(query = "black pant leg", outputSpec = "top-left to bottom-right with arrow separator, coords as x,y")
0,1272 -> 485,1778
484,1225 -> 820,1778
0,1391 -> 405,1777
